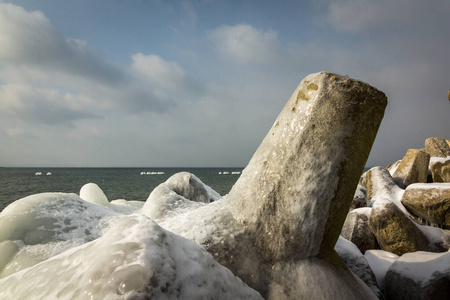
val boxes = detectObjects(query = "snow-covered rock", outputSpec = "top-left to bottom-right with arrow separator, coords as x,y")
402,183 -> 450,228
0,215 -> 263,300
392,149 -> 430,188
384,251 -> 450,300
364,249 -> 399,292
142,172 -> 220,221
365,167 -> 405,207
161,72 -> 387,299
350,184 -> 367,211
79,182 -> 109,206
335,236 -> 383,299
341,207 -> 379,253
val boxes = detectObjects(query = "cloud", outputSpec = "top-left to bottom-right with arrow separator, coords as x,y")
0,84 -> 101,126
0,3 -> 124,85
130,53 -> 201,94
207,24 -> 280,64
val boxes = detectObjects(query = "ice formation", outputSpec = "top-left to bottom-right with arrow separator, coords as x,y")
0,215 -> 262,300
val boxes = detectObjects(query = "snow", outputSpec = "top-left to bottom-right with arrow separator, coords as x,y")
365,249 -> 399,290
406,182 -> 450,190
0,214 -> 262,300
429,156 -> 450,168
79,183 -> 109,206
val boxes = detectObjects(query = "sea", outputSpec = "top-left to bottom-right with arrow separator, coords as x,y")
0,167 -> 244,212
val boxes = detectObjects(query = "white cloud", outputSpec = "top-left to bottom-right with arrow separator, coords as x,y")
208,24 -> 280,64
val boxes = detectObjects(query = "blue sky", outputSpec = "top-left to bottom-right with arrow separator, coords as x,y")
0,0 -> 449,167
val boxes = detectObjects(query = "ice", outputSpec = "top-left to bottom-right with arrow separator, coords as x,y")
142,172 -> 221,222
79,183 -> 109,206
364,249 -> 399,290
0,215 -> 262,300
0,193 -> 119,277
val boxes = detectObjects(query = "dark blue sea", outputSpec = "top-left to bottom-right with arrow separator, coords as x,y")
0,167 -> 244,212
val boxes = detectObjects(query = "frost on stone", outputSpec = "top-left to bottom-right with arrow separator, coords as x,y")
0,215 -> 263,300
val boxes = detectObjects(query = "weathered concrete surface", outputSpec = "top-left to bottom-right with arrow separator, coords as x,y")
392,149 -> 430,188
431,159 -> 450,183
342,208 -> 379,253
370,198 -> 429,256
402,183 -> 450,228
162,72 -> 387,299
425,137 -> 450,158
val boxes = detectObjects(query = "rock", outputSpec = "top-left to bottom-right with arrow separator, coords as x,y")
79,183 -> 109,206
392,149 -> 430,188
447,139 -> 450,148
335,236 -> 383,299
350,185 -> 367,211
341,207 -> 379,253
402,183 -> 450,228
365,167 -> 404,206
142,172 -> 220,221
430,158 -> 450,183
0,215 -> 264,300
161,72 -> 387,299
425,137 -> 450,158
369,198 -> 429,256
384,251 -> 450,300
365,249 -> 399,292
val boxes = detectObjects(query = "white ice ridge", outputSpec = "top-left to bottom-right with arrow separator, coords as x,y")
0,215 -> 263,300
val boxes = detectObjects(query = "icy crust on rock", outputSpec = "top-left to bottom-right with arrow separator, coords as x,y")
0,193 -> 120,278
80,183 -> 109,206
142,172 -> 221,222
0,215 -> 263,300
364,249 -> 399,290
429,156 -> 450,168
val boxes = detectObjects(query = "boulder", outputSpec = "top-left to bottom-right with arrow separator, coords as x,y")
430,159 -> 450,183
350,185 -> 367,211
161,72 -> 387,299
384,251 -> 450,300
402,183 -> 450,228
369,198 -> 429,256
365,167 -> 404,206
335,236 -> 383,299
341,207 -> 379,253
392,149 -> 430,188
365,250 -> 399,292
425,137 -> 450,158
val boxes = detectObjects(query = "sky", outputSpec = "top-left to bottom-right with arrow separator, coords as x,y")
0,0 -> 449,167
